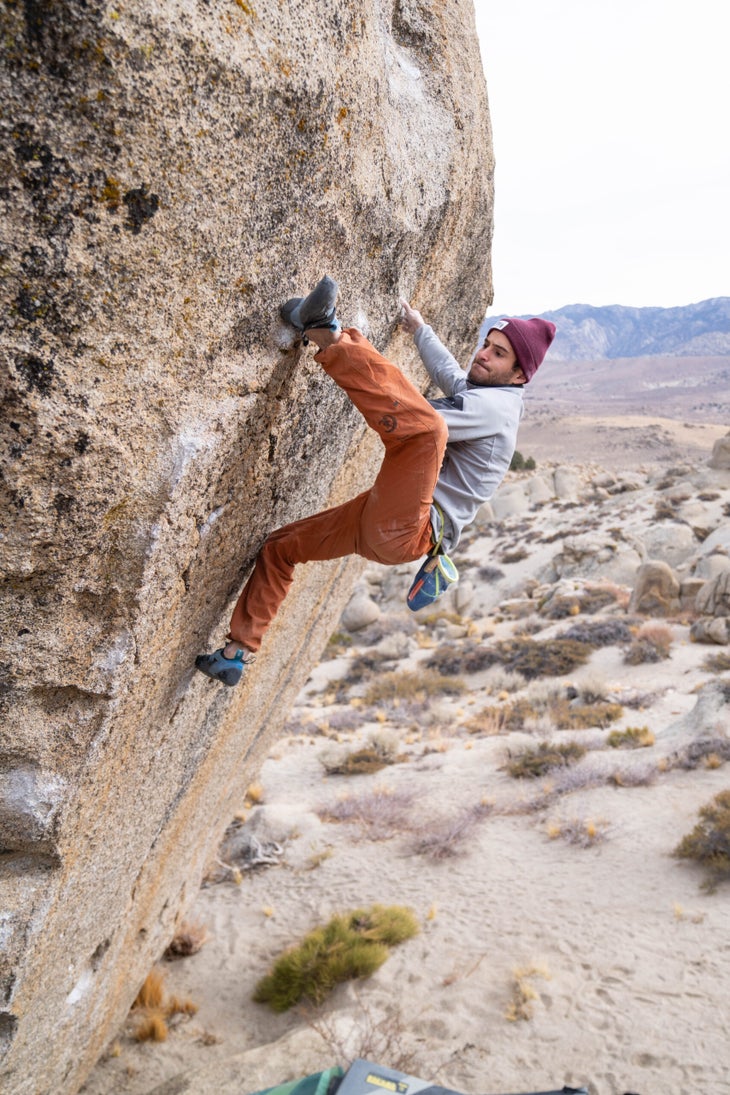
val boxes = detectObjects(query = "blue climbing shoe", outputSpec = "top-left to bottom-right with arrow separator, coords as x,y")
406,552 -> 459,612
195,647 -> 247,687
280,275 -> 340,334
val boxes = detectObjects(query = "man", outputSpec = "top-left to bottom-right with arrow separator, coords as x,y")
196,276 -> 555,686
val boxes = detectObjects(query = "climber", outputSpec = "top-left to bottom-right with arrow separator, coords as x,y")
195,275 -> 555,686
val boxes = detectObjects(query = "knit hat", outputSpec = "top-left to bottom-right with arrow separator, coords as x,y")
488,317 -> 556,382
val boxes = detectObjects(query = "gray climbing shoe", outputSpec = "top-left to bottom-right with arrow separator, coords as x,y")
280,275 -> 339,333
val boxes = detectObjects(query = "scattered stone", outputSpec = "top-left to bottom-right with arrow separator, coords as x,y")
690,617 -> 730,645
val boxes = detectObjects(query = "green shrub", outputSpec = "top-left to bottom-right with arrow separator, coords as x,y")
253,906 -> 419,1011
674,790 -> 730,890
507,741 -> 587,779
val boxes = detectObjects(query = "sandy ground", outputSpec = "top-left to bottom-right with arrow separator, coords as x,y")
83,418 -> 730,1095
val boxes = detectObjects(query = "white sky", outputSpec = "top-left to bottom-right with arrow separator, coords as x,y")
473,0 -> 730,315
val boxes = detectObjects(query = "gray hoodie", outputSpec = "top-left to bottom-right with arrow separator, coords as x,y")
413,324 -> 523,553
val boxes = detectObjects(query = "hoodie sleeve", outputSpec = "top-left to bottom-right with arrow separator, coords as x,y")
413,324 -> 469,397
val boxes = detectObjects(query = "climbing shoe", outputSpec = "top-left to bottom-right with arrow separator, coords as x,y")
280,275 -> 340,334
406,551 -> 459,612
195,647 -> 248,687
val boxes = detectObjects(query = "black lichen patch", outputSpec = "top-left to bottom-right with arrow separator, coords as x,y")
14,353 -> 55,395
123,185 -> 159,234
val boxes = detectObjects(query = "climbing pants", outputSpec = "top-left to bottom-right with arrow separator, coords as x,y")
228,328 -> 448,652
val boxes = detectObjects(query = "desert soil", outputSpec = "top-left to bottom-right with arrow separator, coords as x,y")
83,414 -> 730,1095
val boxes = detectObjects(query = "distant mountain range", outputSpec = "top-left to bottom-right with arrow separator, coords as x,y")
481,297 -> 730,361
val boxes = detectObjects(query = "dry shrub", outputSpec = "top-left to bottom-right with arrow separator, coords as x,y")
317,786 -> 415,840
478,565 -> 506,582
363,668 -> 466,704
426,641 -> 501,677
608,763 -> 658,788
131,968 -> 197,1042
607,726 -> 655,749
253,906 -> 419,1011
573,674 -> 611,704
464,707 -> 506,736
407,802 -> 492,860
304,991 -> 425,1075
500,547 -> 529,564
483,666 -> 527,694
703,651 -> 730,673
320,742 -> 404,777
624,623 -> 673,665
551,699 -> 623,730
562,618 -> 633,647
669,737 -> 730,771
547,817 -> 611,847
495,637 -> 592,680
164,921 -> 209,960
506,741 -> 586,779
674,789 -> 730,890
500,697 -> 539,731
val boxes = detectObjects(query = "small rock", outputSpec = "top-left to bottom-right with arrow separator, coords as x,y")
689,617 -> 730,645
340,592 -> 381,632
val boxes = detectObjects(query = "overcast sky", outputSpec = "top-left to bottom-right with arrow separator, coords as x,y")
473,0 -> 729,316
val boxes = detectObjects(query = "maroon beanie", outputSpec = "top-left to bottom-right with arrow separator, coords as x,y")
488,317 -> 556,382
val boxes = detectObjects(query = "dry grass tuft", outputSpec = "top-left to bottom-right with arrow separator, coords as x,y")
133,969 -> 165,1011
242,782 -> 264,807
464,707 -> 507,736
505,965 -> 551,1021
131,968 -> 198,1042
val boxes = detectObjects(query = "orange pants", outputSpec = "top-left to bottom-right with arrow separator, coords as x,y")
228,328 -> 448,652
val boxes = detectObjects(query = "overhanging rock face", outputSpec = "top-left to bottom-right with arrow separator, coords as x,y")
0,2 -> 493,1090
